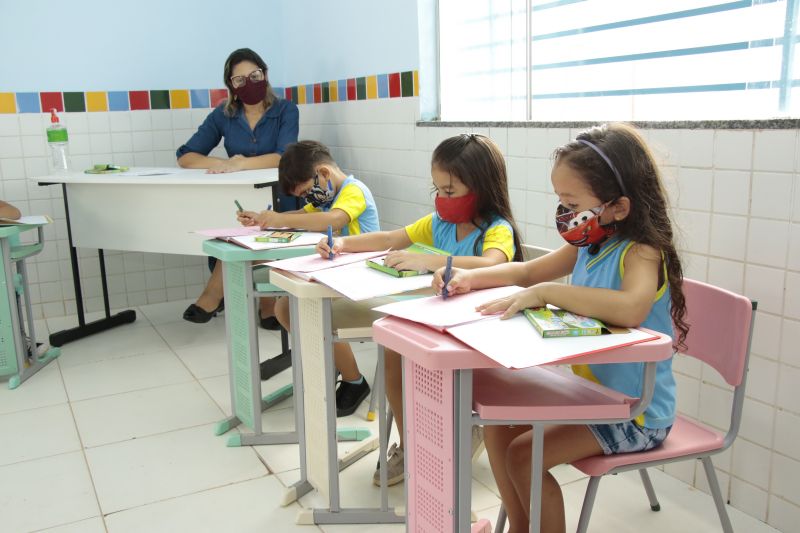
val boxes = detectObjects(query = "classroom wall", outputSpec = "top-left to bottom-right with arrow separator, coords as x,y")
0,1 -> 798,531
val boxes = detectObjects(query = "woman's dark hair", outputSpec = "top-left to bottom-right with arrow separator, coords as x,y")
431,134 -> 524,262
554,123 -> 688,349
278,140 -> 337,195
222,48 -> 277,117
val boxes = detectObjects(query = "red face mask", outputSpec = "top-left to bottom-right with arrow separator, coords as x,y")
234,78 -> 267,105
435,192 -> 478,224
555,203 -> 617,248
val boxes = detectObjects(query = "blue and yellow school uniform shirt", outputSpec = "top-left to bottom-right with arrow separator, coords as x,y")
404,212 -> 515,260
570,237 -> 676,429
303,175 -> 380,236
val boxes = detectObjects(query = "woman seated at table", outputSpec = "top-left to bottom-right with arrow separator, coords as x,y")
177,47 -> 300,327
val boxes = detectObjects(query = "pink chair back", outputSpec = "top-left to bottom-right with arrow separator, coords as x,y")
678,278 -> 755,387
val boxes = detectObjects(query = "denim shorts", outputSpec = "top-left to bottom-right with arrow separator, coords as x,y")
587,421 -> 671,455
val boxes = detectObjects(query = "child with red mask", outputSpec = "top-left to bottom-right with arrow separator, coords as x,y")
315,133 -> 524,486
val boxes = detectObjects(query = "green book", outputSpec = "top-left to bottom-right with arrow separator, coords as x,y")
366,242 -> 451,277
523,307 -> 606,338
254,231 -> 302,244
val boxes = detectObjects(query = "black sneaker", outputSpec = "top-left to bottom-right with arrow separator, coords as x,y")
260,350 -> 292,380
335,377 -> 370,417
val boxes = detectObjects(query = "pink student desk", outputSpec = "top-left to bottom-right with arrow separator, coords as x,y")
372,316 -> 673,533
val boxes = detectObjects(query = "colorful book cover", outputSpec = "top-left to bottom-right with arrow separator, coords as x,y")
524,307 -> 606,338
366,242 -> 451,277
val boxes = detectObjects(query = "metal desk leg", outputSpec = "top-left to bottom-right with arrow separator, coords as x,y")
457,369 -> 474,532
529,424 -> 544,533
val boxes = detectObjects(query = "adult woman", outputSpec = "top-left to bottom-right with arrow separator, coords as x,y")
177,48 -> 300,326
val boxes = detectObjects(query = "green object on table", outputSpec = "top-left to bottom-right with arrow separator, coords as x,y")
84,164 -> 129,174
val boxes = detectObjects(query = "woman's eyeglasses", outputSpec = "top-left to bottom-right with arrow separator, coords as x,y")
230,69 -> 265,89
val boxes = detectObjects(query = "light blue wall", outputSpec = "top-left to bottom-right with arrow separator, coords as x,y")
0,0 -> 419,92
268,0 -> 419,87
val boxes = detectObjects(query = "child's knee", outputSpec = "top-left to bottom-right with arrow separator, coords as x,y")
506,437 -> 531,472
275,296 -> 290,329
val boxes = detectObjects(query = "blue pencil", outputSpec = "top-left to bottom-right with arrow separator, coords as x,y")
327,225 -> 334,260
442,255 -> 453,299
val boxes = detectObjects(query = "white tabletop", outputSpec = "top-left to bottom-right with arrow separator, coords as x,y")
31,167 -> 278,186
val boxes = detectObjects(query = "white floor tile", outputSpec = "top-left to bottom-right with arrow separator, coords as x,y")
0,451 -> 99,532
137,298 -> 194,326
85,423 -> 267,513
56,323 -> 170,368
0,363 -> 67,415
155,318 -> 228,350
61,350 -> 193,401
173,340 -> 229,379
0,403 -> 81,466
105,476 -> 311,533
198,374 -> 232,413
71,381 -> 224,447
34,517 -> 106,533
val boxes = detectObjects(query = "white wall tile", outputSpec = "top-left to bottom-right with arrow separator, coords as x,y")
729,478 -> 768,522
747,218 -> 789,268
744,264 -> 785,315
699,382 -> 734,431
507,128 -> 526,156
0,136 -> 23,158
150,109 -> 173,131
679,129 -> 714,167
771,453 -> 800,506
785,271 -> 800,320
130,111 -> 152,131
731,439 -> 771,489
708,214 -> 747,260
675,373 -> 700,418
18,113 -> 45,135
751,172 -> 793,220
63,112 -> 88,134
89,133 -> 112,154
648,129 -> 681,167
776,363 -> 800,412
751,311 -> 781,362
738,396 -> 775,448
108,111 -> 131,133
677,167 -> 712,211
712,170 -> 750,215
707,257 -> 744,294
0,114 -> 20,136
753,130 -> 796,172
768,495 -> 800,533
488,127 -> 507,154
86,112 -> 110,133
714,130 -> 753,170
1,158 -> 26,179
780,318 -> 800,367
111,132 -> 133,154
675,210 -> 711,255
774,409 -> 800,460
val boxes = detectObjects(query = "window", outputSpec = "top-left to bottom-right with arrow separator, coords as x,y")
435,0 -> 800,121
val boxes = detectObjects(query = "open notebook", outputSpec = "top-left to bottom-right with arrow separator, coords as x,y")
194,226 -> 325,251
372,288 -> 661,369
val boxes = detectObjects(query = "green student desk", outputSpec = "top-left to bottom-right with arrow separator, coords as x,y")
0,224 -> 61,388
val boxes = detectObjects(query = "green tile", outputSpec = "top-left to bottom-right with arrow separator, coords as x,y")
322,83 -> 330,103
289,87 -> 297,104
63,92 -> 85,112
356,77 -> 366,100
150,90 -> 170,109
401,71 -> 413,97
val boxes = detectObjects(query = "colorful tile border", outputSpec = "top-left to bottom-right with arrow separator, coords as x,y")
0,70 -> 419,113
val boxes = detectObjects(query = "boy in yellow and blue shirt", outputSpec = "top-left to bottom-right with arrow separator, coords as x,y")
237,139 -> 379,415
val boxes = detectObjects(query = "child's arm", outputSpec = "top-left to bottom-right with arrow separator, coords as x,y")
479,243 -> 661,327
0,201 -> 21,220
249,208 -> 351,232
433,244 -> 577,295
386,247 -> 505,274
316,229 -> 413,257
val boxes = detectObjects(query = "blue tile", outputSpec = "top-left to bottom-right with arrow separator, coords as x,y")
108,91 -> 129,111
378,74 -> 389,98
190,89 -> 210,108
272,86 -> 283,100
305,84 -> 314,102
16,92 -> 40,113
338,79 -> 347,100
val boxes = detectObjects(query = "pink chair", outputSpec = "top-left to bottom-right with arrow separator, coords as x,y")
570,278 -> 756,533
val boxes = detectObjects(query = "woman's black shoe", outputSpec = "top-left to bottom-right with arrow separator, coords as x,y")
182,300 -> 224,323
259,314 -> 282,330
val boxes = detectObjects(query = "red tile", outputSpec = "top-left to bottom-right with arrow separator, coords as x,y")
284,87 -> 292,100
210,88 -> 228,107
389,73 -> 401,98
347,78 -> 356,101
40,92 -> 64,113
313,83 -> 321,103
129,90 -> 150,110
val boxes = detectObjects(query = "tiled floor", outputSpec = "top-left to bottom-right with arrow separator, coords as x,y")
0,299 -> 783,532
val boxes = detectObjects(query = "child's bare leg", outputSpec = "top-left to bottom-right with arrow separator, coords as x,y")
274,295 -> 290,330
384,348 -> 404,447
506,425 -> 602,533
485,425 -> 531,531
195,263 -> 223,311
259,296 -> 276,318
334,342 -> 360,381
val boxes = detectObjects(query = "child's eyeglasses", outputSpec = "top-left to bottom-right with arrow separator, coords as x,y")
230,69 -> 265,89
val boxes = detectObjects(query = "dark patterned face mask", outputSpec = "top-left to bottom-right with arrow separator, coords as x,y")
303,175 -> 335,208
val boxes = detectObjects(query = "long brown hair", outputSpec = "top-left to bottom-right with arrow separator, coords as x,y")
432,134 -> 524,262
222,48 -> 277,117
554,123 -> 688,349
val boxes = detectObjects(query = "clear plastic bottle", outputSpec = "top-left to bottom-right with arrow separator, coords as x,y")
46,108 -> 69,173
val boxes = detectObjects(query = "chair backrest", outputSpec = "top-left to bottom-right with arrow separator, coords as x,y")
679,278 -> 756,387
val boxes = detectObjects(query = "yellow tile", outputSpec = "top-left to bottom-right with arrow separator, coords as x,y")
170,89 -> 190,109
366,75 -> 378,99
298,85 -> 307,105
329,81 -> 338,102
0,92 -> 16,113
85,91 -> 108,112
413,70 -> 419,97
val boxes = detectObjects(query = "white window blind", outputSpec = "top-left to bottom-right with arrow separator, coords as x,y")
438,0 -> 799,121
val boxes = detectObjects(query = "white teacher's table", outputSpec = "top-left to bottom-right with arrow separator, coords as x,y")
31,167 -> 279,346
